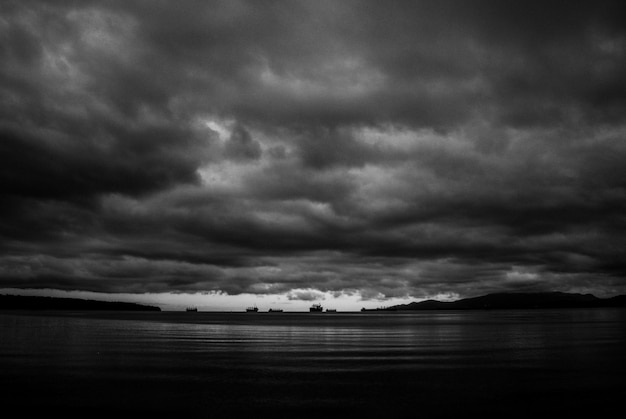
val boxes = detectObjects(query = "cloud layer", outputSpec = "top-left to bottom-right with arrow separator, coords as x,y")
1,0 -> 626,302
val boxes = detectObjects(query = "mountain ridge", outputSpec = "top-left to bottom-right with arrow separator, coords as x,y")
388,292 -> 626,311
0,294 -> 161,311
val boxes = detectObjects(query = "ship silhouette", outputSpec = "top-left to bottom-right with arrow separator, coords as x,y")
309,303 -> 323,312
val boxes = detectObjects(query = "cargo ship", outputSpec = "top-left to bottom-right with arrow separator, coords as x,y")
309,303 -> 323,312
360,306 -> 395,312
246,305 -> 259,312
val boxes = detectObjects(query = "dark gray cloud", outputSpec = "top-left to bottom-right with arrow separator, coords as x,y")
1,0 -> 625,302
223,123 -> 262,161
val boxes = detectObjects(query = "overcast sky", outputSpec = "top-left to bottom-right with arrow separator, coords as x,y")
1,0 -> 625,310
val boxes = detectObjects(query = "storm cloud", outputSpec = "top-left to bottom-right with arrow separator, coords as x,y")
1,0 -> 626,304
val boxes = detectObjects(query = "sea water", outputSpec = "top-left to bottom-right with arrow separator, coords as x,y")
1,309 -> 624,418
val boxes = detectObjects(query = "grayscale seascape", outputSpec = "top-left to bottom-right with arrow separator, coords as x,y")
2,1 -> 626,418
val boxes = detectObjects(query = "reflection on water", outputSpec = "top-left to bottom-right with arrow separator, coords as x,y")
1,309 -> 625,418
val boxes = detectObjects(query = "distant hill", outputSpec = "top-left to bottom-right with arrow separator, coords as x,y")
388,292 -> 626,311
0,294 -> 161,311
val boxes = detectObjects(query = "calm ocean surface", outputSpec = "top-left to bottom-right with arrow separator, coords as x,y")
1,309 -> 625,418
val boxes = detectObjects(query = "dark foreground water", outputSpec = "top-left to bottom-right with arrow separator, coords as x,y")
1,309 -> 625,418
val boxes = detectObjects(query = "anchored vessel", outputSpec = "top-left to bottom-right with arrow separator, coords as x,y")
186,307 -> 198,312
360,306 -> 395,312
326,308 -> 337,313
268,308 -> 283,312
310,303 -> 323,312
246,306 -> 259,312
